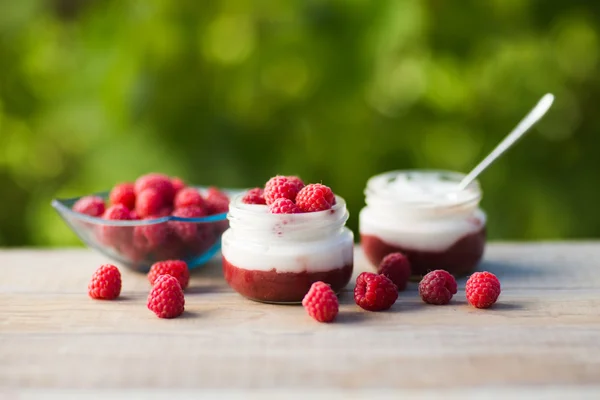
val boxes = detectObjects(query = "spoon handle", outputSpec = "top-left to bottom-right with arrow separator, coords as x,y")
457,93 -> 555,191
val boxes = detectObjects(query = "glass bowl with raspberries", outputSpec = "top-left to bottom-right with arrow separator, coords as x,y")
52,173 -> 238,272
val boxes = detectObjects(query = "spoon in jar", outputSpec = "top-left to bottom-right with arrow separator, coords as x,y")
455,93 -> 555,192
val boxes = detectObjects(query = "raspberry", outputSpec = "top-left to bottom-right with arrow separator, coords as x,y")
98,204 -> 132,246
135,188 -> 168,218
465,271 -> 501,309
134,173 -> 175,204
263,176 -> 304,205
268,198 -> 302,214
418,270 -> 458,305
302,282 -> 339,322
129,210 -> 139,220
296,184 -> 335,212
148,260 -> 190,290
242,187 -> 266,205
73,196 -> 105,217
171,177 -> 186,194
174,187 -> 206,210
147,274 -> 185,318
354,272 -> 398,311
109,183 -> 136,210
205,187 -> 230,215
88,264 -> 121,300
133,219 -> 170,253
170,205 -> 207,244
378,252 -> 411,291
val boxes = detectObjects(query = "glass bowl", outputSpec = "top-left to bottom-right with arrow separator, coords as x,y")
52,187 -> 241,272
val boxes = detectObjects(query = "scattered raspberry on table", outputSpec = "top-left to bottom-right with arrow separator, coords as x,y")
296,183 -> 335,212
378,252 -> 411,291
264,175 -> 305,205
302,281 -> 339,323
354,272 -> 398,311
147,274 -> 185,318
73,196 -> 105,217
88,264 -> 122,300
148,260 -> 190,290
465,271 -> 501,309
418,270 -> 458,305
268,198 -> 302,214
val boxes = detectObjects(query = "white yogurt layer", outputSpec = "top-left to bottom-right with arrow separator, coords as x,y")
222,194 -> 354,273
222,228 -> 354,273
360,170 -> 485,252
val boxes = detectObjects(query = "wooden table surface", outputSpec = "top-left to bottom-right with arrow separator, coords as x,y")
1,243 -> 600,399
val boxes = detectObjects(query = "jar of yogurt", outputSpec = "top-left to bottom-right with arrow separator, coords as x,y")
359,170 -> 486,277
222,194 -> 354,303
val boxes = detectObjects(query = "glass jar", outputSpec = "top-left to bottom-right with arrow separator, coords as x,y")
222,194 -> 354,304
359,170 -> 486,277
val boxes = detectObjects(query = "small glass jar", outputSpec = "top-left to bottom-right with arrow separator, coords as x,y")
359,170 -> 486,277
222,194 -> 354,304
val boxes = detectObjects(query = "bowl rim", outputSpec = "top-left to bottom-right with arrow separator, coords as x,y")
51,186 -> 243,226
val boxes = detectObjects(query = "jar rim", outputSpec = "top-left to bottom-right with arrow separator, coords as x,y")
365,169 -> 482,211
228,193 -> 349,227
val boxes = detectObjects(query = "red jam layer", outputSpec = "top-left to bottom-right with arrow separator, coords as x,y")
222,257 -> 353,303
361,228 -> 486,277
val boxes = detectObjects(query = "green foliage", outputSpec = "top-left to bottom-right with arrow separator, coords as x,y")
1,0 -> 599,246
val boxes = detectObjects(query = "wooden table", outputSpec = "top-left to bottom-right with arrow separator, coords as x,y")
1,243 -> 600,399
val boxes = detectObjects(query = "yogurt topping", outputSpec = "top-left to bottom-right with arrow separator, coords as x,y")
366,170 -> 481,207
360,170 -> 485,252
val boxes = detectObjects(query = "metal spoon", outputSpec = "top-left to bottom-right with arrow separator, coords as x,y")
456,93 -> 555,191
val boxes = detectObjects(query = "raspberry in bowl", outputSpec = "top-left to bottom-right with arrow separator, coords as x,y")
359,170 -> 486,278
52,173 -> 238,272
222,176 -> 354,304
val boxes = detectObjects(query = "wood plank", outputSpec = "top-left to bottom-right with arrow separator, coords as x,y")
1,243 -> 600,395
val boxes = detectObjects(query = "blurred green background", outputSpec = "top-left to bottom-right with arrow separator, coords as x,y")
0,0 -> 598,247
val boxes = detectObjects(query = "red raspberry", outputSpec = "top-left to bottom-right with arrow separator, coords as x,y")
174,187 -> 206,210
302,281 -> 339,322
133,219 -> 170,253
268,198 -> 302,214
205,187 -> 230,215
378,252 -> 411,291
242,187 -> 266,205
354,272 -> 398,311
418,270 -> 458,305
136,188 -> 168,218
88,264 -> 121,300
296,184 -> 335,212
465,271 -> 501,309
98,204 -> 132,246
170,205 -> 207,244
171,177 -> 186,194
109,183 -> 136,210
147,274 -> 185,318
73,196 -> 105,217
263,175 -> 304,205
134,173 -> 175,204
148,260 -> 190,290
129,210 -> 139,220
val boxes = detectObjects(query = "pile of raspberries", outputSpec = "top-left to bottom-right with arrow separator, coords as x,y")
241,175 -> 336,214
72,173 -> 230,264
303,252 -> 502,323
88,260 -> 190,318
